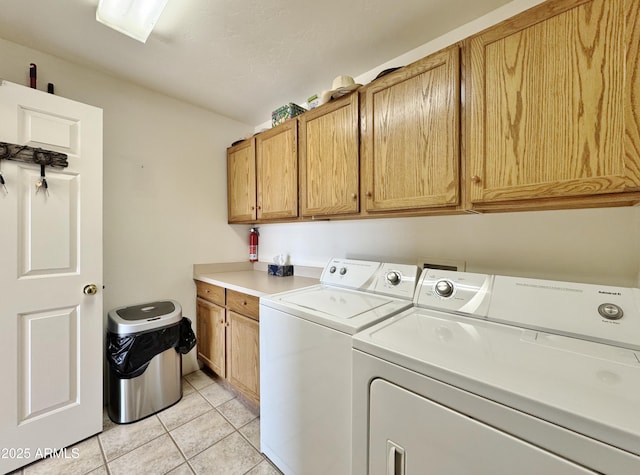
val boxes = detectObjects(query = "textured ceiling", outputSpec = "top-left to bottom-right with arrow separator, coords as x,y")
0,0 -> 511,125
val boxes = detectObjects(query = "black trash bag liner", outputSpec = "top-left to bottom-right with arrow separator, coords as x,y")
107,317 -> 197,379
107,325 -> 179,378
177,317 -> 197,354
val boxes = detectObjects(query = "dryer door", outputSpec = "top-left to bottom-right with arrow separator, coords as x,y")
368,379 -> 595,475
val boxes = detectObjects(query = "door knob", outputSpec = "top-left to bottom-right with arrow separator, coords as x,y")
83,284 -> 98,295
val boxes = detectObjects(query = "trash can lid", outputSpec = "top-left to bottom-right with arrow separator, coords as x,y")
107,300 -> 182,335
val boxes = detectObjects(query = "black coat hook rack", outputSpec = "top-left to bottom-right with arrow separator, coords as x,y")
0,141 -> 68,168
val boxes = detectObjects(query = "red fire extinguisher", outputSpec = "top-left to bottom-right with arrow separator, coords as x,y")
249,227 -> 259,262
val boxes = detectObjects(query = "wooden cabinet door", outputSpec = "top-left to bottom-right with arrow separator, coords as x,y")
466,0 -> 640,209
361,45 -> 460,212
227,139 -> 256,223
256,120 -> 298,220
196,297 -> 226,378
299,94 -> 359,216
227,311 -> 260,402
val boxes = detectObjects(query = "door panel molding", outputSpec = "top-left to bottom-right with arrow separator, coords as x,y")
18,306 -> 79,422
17,166 -> 79,277
18,107 -> 80,155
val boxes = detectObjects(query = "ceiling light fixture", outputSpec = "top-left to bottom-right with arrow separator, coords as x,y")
96,0 -> 169,43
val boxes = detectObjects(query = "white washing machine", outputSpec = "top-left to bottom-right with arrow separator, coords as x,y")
353,269 -> 640,474
260,258 -> 420,475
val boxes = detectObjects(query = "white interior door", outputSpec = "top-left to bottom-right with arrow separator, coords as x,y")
0,81 -> 103,473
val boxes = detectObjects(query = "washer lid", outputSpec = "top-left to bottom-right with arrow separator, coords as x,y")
108,300 -> 182,334
353,308 -> 640,457
261,285 -> 413,334
281,287 -> 390,319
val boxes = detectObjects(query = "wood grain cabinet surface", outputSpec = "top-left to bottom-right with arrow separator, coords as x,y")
226,311 -> 260,403
227,289 -> 260,320
465,0 -> 640,211
195,282 -> 226,378
196,297 -> 226,378
195,280 -> 225,306
255,120 -> 299,220
299,93 -> 360,217
227,138 -> 256,223
227,120 -> 299,224
360,45 -> 461,214
226,0 -> 640,221
194,280 -> 260,405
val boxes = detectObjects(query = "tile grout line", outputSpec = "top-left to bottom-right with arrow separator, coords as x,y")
172,374 -> 250,471
159,428 -> 188,475
159,392 -> 216,433
102,426 -> 168,468
185,458 -> 198,475
94,434 -> 111,475
19,372 -> 242,475
186,372 -> 265,473
158,376 -> 219,472
164,412 -> 198,462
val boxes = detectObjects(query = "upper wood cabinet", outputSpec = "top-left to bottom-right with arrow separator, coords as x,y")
299,93 -> 360,217
255,120 -> 299,220
361,45 -> 461,214
227,138 -> 256,223
466,0 -> 640,211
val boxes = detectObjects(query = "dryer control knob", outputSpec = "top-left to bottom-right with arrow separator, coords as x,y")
434,280 -> 454,298
329,266 -> 337,274
598,303 -> 623,320
386,271 -> 401,285
339,267 -> 347,275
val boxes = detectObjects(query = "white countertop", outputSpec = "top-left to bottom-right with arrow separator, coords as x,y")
193,262 -> 321,298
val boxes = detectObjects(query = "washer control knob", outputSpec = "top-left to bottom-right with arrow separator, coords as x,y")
434,280 -> 454,298
339,267 -> 347,276
329,266 -> 337,274
386,271 -> 401,285
598,303 -> 623,320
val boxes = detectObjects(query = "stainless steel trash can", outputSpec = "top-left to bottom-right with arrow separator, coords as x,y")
107,300 -> 183,424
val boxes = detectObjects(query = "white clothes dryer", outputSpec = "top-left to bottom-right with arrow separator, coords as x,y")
353,269 -> 640,475
260,258 -> 420,475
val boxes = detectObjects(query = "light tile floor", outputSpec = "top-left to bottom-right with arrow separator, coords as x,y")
11,370 -> 281,475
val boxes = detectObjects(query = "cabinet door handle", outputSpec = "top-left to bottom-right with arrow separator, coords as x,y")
351,193 -> 357,200
471,175 -> 481,184
366,191 -> 372,198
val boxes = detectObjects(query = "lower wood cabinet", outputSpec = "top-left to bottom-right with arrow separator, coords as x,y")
196,297 -> 226,377
227,311 -> 260,402
195,280 -> 260,405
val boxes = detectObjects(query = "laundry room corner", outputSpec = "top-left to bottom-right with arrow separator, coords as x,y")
0,37 -> 253,376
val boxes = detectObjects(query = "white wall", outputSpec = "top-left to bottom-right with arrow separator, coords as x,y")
0,38 -> 253,373
258,208 -> 640,287
257,0 -> 550,130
